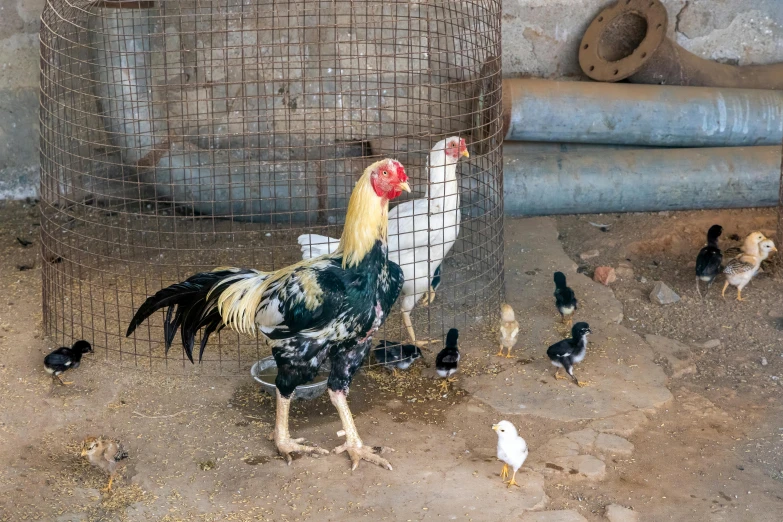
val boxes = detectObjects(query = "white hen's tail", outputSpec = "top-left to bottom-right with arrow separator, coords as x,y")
298,234 -> 340,260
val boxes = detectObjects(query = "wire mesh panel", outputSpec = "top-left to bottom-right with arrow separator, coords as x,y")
39,0 -> 504,374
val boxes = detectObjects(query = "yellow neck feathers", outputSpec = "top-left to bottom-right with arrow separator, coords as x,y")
338,161 -> 389,268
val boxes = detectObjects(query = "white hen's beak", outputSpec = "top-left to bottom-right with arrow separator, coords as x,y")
397,181 -> 411,193
460,149 -> 470,158
492,424 -> 499,432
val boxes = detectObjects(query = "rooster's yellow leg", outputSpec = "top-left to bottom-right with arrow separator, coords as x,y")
403,310 -> 438,347
330,389 -> 393,471
496,344 -> 505,357
500,463 -> 509,480
272,389 -> 329,464
721,281 -> 729,298
505,469 -> 520,488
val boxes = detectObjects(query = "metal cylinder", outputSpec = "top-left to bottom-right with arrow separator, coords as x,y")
502,78 -> 783,147
503,144 -> 781,216
579,0 -> 783,90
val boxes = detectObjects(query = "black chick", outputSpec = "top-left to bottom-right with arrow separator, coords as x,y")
373,340 -> 423,377
546,322 -> 591,388
553,272 -> 578,326
695,224 -> 723,298
435,328 -> 460,392
44,340 -> 92,385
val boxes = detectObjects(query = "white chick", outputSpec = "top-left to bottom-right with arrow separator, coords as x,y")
492,420 -> 528,488
497,304 -> 519,358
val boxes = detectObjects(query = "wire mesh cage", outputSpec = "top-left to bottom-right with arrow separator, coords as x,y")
39,0 -> 504,375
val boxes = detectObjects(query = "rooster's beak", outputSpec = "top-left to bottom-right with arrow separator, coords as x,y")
397,181 -> 411,193
460,149 -> 470,158
491,424 -> 499,432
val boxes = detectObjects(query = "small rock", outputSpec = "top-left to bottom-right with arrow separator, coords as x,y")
580,249 -> 600,261
605,504 -> 638,522
638,276 -> 647,283
761,357 -> 768,366
702,339 -> 721,349
521,510 -> 588,522
615,266 -> 634,279
593,266 -> 616,285
650,281 -> 680,305
595,433 -> 634,456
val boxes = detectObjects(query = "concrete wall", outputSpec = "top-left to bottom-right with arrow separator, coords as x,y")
2,0 -> 782,199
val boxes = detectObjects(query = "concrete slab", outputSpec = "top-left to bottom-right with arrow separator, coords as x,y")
463,217 -> 673,421
521,509 -> 589,522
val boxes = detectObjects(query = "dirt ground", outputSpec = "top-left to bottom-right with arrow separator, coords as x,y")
1,200 -> 782,521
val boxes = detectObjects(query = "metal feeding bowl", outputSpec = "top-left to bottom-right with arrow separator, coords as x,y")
251,356 -> 330,401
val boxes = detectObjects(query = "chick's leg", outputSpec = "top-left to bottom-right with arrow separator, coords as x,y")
101,475 -> 114,492
55,374 -> 73,386
736,287 -> 746,302
721,281 -> 729,299
330,389 -> 393,470
500,463 -> 509,480
554,368 -> 568,381
496,344 -> 505,357
505,469 -> 520,488
271,389 -> 328,464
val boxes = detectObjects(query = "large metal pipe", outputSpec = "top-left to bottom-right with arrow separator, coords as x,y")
502,79 -> 783,147
579,0 -> 783,90
503,144 -> 781,216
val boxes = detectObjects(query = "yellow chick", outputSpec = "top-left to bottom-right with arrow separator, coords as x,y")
722,239 -> 777,301
497,304 -> 519,358
80,436 -> 129,491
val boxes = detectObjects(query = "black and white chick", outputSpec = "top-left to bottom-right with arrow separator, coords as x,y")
546,322 -> 591,387
695,224 -> 723,298
553,272 -> 578,326
373,340 -> 423,377
44,340 -> 92,385
435,328 -> 460,392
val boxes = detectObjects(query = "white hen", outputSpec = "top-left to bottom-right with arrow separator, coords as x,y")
493,420 -> 528,488
298,136 -> 469,346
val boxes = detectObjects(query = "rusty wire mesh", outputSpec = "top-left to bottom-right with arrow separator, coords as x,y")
38,0 -> 504,375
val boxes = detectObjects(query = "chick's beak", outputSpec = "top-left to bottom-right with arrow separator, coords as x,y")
397,180 -> 411,193
492,424 -> 499,432
80,449 -> 87,457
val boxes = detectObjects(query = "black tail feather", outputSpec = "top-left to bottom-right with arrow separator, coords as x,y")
125,270 -> 250,363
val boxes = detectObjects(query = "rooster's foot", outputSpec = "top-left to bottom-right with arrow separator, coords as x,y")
334,442 -> 394,471
275,437 -> 329,464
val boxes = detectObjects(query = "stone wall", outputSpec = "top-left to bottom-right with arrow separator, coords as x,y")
2,0 -> 783,199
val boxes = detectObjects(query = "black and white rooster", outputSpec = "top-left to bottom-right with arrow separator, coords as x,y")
126,159 -> 410,471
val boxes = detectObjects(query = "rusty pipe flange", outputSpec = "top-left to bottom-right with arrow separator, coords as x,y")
579,0 -> 667,82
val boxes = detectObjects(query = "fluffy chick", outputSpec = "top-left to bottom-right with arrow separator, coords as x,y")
722,239 -> 777,301
547,322 -> 592,387
435,328 -> 460,392
373,341 -> 423,377
553,272 -> 578,325
695,224 -> 723,298
44,340 -> 92,385
492,420 -> 528,488
497,304 -> 519,358
723,231 -> 767,258
80,436 -> 129,491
